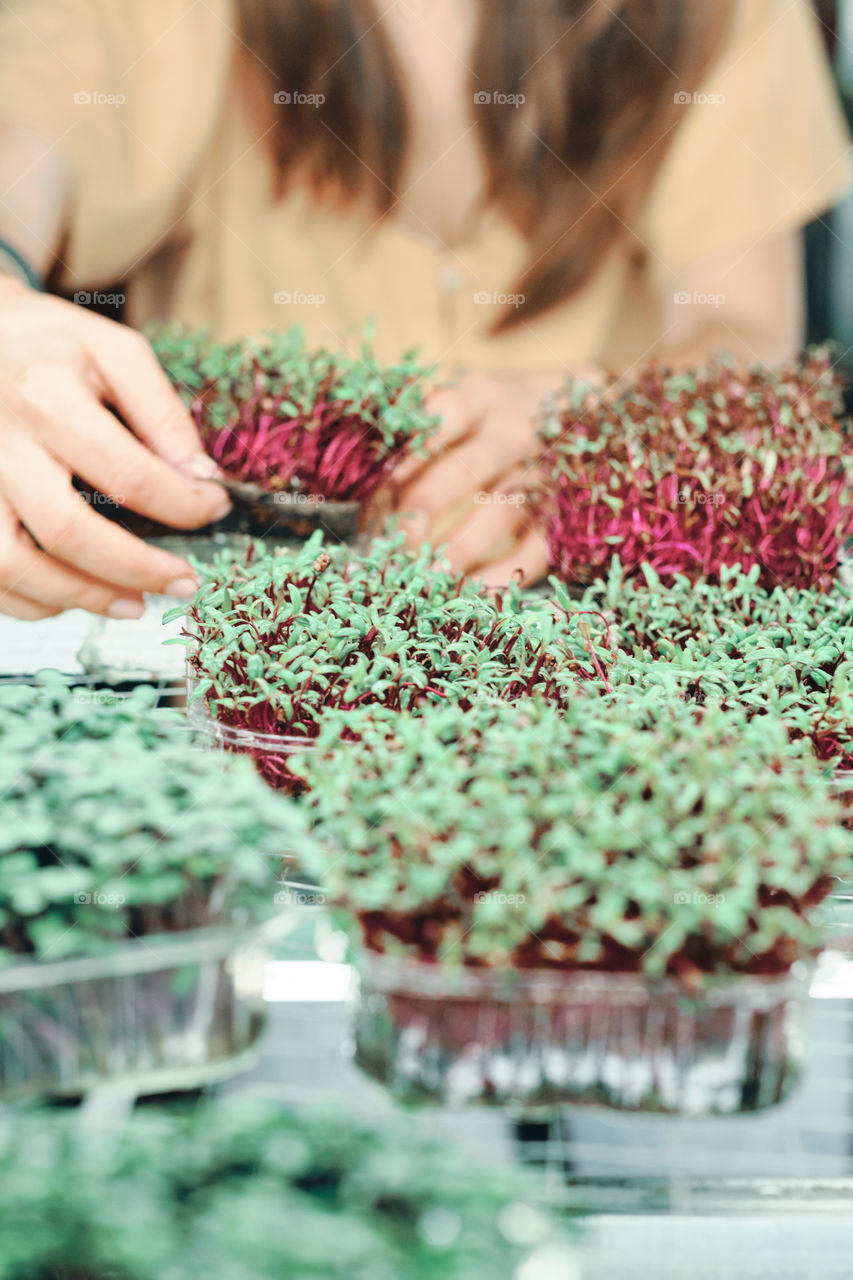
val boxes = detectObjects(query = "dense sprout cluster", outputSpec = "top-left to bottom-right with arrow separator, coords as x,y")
180,534 -> 606,786
184,536 -> 853,785
0,1099 -> 573,1280
0,679 -> 308,961
538,349 -> 853,589
566,561 -> 853,768
297,696 -> 847,981
152,328 -> 439,501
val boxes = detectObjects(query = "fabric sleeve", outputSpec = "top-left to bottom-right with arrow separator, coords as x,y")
0,0 -> 234,286
638,0 -> 852,282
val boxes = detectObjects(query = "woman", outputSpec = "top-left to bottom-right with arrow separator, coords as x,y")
0,0 -> 848,617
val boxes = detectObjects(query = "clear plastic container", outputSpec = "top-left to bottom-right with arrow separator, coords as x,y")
78,594 -> 188,685
353,950 -> 811,1115
186,672 -> 317,791
822,770 -> 853,950
830,769 -> 853,819
0,924 -> 271,1100
827,768 -> 853,875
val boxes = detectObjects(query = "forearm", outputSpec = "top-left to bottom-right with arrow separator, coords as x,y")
0,120 -> 70,281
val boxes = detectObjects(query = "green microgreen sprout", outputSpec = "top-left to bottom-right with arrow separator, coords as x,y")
567,558 -> 853,769
296,694 -> 847,984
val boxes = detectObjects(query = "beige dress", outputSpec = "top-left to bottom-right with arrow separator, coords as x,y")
0,0 -> 849,373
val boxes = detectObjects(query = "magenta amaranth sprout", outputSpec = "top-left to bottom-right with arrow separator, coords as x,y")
153,328 -> 439,502
537,349 -> 853,591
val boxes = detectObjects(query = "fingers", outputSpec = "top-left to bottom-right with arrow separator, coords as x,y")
471,528 -> 549,589
398,438 -> 500,545
395,376 -> 546,543
22,368 -> 231,528
91,321 -> 218,476
391,386 -> 478,489
0,434 -> 201,596
0,501 -> 145,617
443,485 -> 533,574
0,588 -> 60,620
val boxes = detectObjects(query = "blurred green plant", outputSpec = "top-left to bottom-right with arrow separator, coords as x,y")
0,676 -> 309,963
0,1097 -> 576,1280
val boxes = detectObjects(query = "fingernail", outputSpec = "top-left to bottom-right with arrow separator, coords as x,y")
108,599 -> 145,620
183,453 -> 222,481
165,577 -> 198,599
211,493 -> 233,521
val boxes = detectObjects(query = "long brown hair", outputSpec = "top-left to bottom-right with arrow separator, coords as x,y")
238,0 -> 733,332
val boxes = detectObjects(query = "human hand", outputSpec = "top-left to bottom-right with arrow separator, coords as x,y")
394,369 -> 602,586
0,278 -> 230,618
